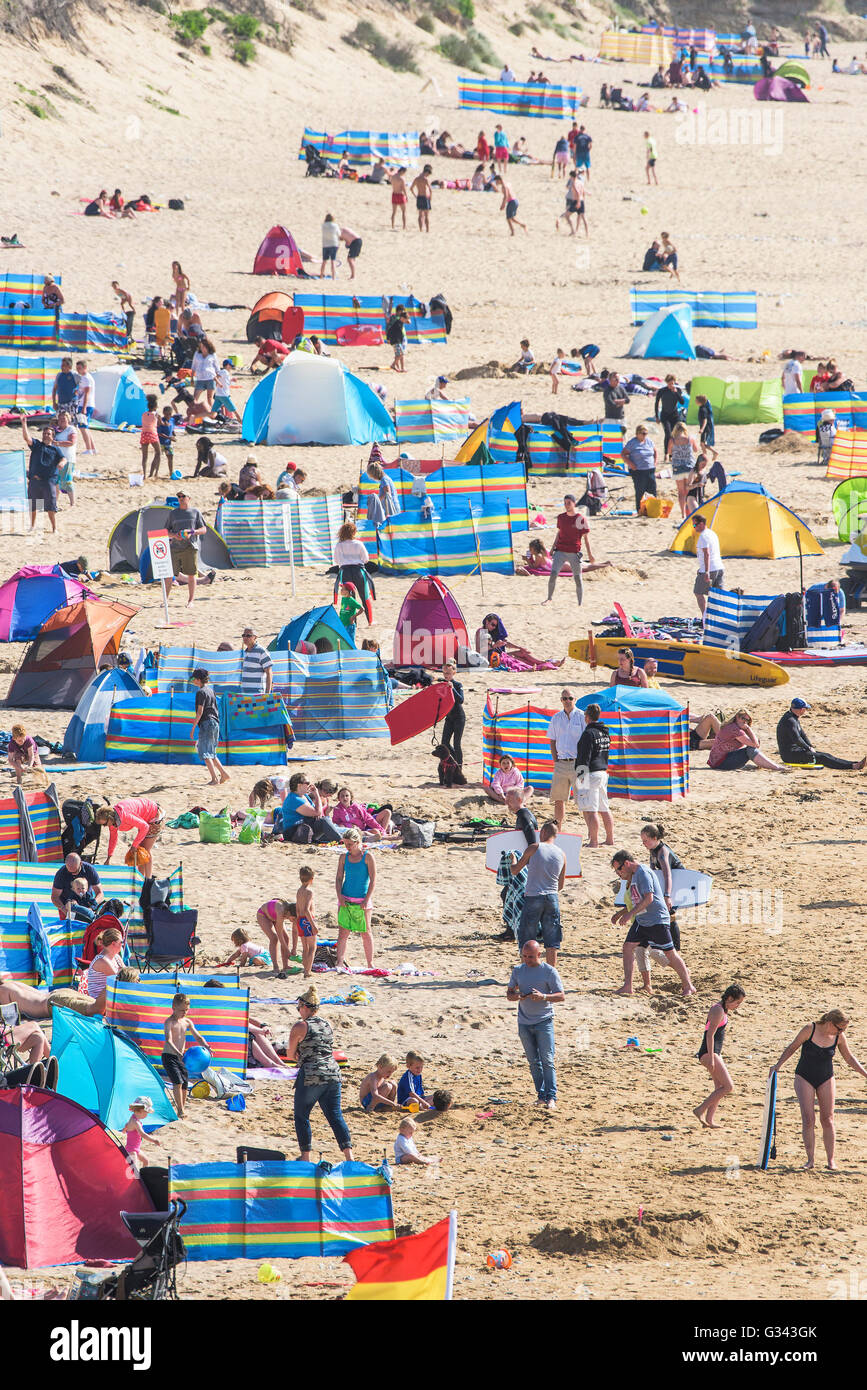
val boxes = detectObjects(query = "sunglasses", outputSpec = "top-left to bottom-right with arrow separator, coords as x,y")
561,696 -> 574,703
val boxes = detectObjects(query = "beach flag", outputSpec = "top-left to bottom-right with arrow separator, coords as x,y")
344,1211 -> 457,1300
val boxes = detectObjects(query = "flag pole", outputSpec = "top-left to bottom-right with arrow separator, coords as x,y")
469,507 -> 485,598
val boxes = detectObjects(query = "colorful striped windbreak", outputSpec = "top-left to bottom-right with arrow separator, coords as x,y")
293,293 -> 447,346
598,30 -> 671,64
394,398 -> 471,446
783,393 -> 867,434
825,429 -> 867,482
156,647 -> 392,741
374,503 -> 516,576
0,788 -> 62,862
106,974 -> 250,1078
703,586 -> 840,649
629,289 -> 758,330
104,690 -> 293,765
0,273 -> 62,311
482,695 -> 689,800
0,352 -> 68,409
488,420 -> 623,475
0,310 -> 126,353
457,76 -> 582,119
0,860 -> 184,966
300,128 -> 419,166
0,908 -> 81,989
170,1159 -> 395,1261
357,460 -> 529,541
215,496 -> 342,567
708,53 -> 764,82
0,450 -> 29,510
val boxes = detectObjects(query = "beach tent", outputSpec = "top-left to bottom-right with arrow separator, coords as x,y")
90,364 -> 147,429
0,272 -> 62,312
0,564 -> 94,641
669,482 -> 823,559
374,502 -> 516,576
629,289 -> 757,330
775,60 -> 810,87
106,974 -> 250,1079
241,351 -> 394,446
782,391 -> 866,433
0,352 -> 67,410
170,1158 -> 394,1261
270,605 -> 357,653
826,429 -> 867,481
832,478 -> 867,541
394,398 -> 472,446
753,75 -> 809,102
6,598 -> 138,709
842,525 -> 867,566
253,225 -> 305,277
108,504 -> 233,575
704,585 -> 841,649
457,76 -> 583,119
482,688 -> 688,801
627,303 -> 695,360
0,451 -> 28,511
51,1008 -> 177,1131
0,1085 -> 155,1268
246,290 -> 301,343
392,576 -> 469,666
64,665 -> 146,760
216,496 -> 342,567
0,786 -> 63,863
685,377 -> 782,426
300,128 -> 419,166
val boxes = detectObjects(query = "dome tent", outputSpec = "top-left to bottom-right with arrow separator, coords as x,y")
108,504 -> 233,577
253,225 -> 308,277
669,482 -> 823,559
270,604 -> 357,653
392,576 -> 470,666
241,351 -> 395,447
0,564 -> 94,642
627,303 -> 696,360
91,364 -> 148,429
6,598 -> 138,709
51,1007 -> 178,1131
64,665 -> 144,760
246,291 -> 304,344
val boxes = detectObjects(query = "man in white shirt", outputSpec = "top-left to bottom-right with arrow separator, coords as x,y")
781,353 -> 803,396
547,689 -> 586,830
500,63 -> 517,83
692,514 -> 724,617
74,358 -> 97,456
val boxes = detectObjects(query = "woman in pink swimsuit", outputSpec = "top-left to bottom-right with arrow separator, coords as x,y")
256,897 -> 294,979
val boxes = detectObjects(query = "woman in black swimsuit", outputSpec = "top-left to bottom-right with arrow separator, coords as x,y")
771,1010 -> 867,1170
694,984 -> 745,1129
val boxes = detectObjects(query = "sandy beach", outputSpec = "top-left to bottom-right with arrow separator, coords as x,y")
2,1 -> 867,1302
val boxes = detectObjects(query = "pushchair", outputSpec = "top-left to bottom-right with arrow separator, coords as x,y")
92,1169 -> 187,1301
303,143 -> 333,177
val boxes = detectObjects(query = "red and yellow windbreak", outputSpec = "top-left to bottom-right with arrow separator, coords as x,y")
344,1212 -> 456,1300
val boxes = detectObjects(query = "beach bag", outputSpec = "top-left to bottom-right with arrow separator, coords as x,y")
199,807 -> 232,844
396,815 -> 435,848
741,596 -> 785,652
285,820 -> 313,845
779,593 -> 806,652
168,198 -> 185,210
238,809 -> 265,844
201,1066 -> 253,1099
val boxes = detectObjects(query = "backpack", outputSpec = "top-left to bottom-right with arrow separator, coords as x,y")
168,198 -> 185,210
395,815 -> 435,848
285,821 -> 313,845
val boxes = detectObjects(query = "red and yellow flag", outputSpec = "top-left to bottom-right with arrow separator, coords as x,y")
344,1212 -> 456,1301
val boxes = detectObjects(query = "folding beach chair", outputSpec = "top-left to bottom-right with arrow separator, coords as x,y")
141,906 -> 200,974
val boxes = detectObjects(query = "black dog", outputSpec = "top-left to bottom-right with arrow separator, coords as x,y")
432,743 -> 466,788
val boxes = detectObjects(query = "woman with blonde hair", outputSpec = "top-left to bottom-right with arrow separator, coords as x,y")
667,421 -> 699,519
84,927 -> 125,1002
335,828 -> 376,968
286,984 -> 354,1163
770,1010 -> 867,1169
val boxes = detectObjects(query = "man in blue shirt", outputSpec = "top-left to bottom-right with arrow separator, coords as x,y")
610,849 -> 695,997
506,939 -> 565,1110
621,424 -> 658,511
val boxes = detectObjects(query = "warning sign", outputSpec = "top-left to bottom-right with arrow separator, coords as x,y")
147,529 -> 174,582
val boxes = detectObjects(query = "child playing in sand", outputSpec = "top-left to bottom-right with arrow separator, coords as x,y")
359,1054 -> 402,1113
488,753 -> 531,805
213,360 -> 241,422
6,725 -> 44,784
295,866 -> 318,978
122,1097 -> 165,1169
139,394 -> 161,478
396,1050 -> 433,1110
394,1117 -> 440,1167
162,993 -> 209,1118
413,1089 -> 453,1121
255,897 -> 296,979
218,927 -> 270,970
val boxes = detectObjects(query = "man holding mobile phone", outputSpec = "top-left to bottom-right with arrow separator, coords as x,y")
506,939 -> 565,1111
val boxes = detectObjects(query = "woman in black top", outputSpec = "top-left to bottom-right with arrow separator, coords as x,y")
654,374 -> 686,450
190,666 -> 229,786
573,702 -> 613,847
694,984 -> 745,1128
771,1009 -> 867,1169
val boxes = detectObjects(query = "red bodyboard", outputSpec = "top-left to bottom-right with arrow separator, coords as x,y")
336,325 -> 384,346
281,306 -> 305,344
385,683 -> 455,746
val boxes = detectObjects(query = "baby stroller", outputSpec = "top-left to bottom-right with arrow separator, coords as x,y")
303,143 -> 332,177
91,1168 -> 187,1301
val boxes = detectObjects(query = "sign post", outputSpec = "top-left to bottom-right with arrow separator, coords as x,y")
147,530 -> 174,627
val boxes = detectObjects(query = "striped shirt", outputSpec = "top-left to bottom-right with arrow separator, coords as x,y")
240,643 -> 273,694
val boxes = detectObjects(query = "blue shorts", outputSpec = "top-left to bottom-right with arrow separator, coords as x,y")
213,395 -> 236,412
322,246 -> 337,262
576,155 -> 591,168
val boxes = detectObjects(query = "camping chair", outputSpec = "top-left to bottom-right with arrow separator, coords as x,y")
153,306 -> 172,359
79,912 -> 126,967
142,906 -> 200,974
0,1002 -> 23,1074
236,1146 -> 286,1164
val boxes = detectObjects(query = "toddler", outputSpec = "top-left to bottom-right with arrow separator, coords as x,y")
394,1117 -> 440,1167
219,927 -> 270,969
122,1097 -> 165,1169
7,725 -> 44,784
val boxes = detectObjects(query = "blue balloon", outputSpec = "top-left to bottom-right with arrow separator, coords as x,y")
184,1045 -> 211,1076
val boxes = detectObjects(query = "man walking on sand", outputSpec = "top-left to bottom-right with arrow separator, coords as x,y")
611,849 -> 695,997
692,512 -> 724,618
390,167 -> 408,230
546,689 -> 585,831
411,165 -> 433,232
644,130 -> 658,184
506,939 -> 565,1111
509,821 -> 566,968
494,175 -> 527,235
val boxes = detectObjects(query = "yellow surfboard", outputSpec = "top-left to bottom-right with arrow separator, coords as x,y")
568,635 -> 789,687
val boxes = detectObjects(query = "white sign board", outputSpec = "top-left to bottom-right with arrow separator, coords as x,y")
147,529 -> 174,581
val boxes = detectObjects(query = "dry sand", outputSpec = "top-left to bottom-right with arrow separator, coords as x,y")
3,4 -> 867,1301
